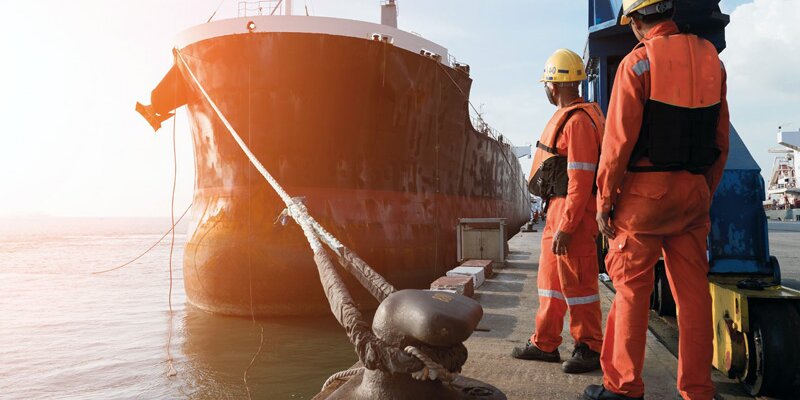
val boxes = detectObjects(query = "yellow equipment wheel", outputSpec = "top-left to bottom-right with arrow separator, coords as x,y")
741,301 -> 800,396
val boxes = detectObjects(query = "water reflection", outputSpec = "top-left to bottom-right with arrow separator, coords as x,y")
180,304 -> 358,399
0,221 -> 358,400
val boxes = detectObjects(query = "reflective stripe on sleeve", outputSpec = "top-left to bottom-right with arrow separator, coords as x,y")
632,59 -> 650,76
567,162 -> 597,172
565,294 -> 600,306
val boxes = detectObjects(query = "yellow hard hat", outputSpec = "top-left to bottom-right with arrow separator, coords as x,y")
620,0 -> 673,25
540,49 -> 586,83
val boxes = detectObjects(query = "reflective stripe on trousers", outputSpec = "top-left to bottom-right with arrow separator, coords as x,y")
600,172 -> 716,400
531,206 -> 603,354
538,289 -> 600,306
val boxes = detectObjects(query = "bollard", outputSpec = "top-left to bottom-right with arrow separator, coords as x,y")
320,290 -> 506,400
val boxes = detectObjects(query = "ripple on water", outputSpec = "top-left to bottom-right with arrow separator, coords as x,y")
0,219 -> 357,399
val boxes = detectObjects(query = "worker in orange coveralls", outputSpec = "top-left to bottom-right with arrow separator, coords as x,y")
583,1 -> 729,400
511,48 -> 606,374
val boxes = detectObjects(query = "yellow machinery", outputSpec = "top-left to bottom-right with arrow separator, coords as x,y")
709,277 -> 800,394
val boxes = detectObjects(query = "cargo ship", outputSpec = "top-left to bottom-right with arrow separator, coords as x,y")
137,0 -> 529,316
764,128 -> 800,221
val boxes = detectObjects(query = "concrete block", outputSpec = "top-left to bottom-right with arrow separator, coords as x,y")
447,266 -> 486,288
461,259 -> 493,278
430,275 -> 474,297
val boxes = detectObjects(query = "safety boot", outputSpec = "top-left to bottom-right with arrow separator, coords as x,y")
562,342 -> 600,374
510,340 -> 560,362
583,384 -> 644,400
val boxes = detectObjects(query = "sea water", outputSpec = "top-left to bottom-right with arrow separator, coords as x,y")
0,218 -> 356,399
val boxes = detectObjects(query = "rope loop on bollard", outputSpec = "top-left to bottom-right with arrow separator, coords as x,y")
405,346 -> 459,383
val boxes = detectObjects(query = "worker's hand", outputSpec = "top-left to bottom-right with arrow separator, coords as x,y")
552,230 -> 571,256
596,211 -> 616,239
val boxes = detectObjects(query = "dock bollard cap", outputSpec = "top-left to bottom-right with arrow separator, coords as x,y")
372,289 -> 483,347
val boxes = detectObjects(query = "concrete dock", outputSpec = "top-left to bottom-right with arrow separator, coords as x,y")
460,228 -> 755,400
767,221 -> 800,290
318,222 -> 800,399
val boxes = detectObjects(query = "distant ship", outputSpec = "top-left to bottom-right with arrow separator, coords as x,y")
137,0 -> 529,316
764,128 -> 800,221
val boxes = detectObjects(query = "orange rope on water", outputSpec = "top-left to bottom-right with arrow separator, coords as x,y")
165,100 -> 179,378
243,324 -> 264,400
91,205 -> 191,275
242,62 -> 265,400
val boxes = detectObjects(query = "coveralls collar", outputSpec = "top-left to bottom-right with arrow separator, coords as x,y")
641,20 -> 680,42
562,97 -> 584,109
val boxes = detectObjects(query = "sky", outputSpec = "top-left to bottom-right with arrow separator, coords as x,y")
0,0 -> 795,217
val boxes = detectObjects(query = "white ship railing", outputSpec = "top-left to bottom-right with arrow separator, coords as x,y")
768,151 -> 797,192
238,0 -> 285,17
470,113 -> 514,148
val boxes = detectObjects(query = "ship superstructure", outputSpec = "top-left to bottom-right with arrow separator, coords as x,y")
765,128 -> 800,220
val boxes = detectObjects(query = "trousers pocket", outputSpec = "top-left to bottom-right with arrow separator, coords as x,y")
604,235 -> 627,279
622,172 -> 670,200
608,234 -> 627,253
628,181 -> 668,200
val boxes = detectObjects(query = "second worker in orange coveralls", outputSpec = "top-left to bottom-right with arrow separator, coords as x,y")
511,49 -> 606,374
583,1 -> 730,400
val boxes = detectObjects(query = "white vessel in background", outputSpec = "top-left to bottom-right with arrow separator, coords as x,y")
764,128 -> 800,221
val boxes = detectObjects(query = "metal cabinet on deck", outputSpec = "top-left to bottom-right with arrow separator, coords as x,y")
456,218 -> 506,265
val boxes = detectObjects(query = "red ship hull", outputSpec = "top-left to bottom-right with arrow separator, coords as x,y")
154,31 -> 529,316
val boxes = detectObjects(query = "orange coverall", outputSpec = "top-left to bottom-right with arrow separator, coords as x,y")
529,99 -> 604,354
595,21 -> 730,400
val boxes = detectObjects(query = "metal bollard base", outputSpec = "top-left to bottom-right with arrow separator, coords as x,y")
320,368 -> 506,400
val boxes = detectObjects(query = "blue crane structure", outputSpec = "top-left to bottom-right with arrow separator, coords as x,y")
583,1 -> 800,397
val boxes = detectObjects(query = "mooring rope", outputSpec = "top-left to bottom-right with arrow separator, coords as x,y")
174,49 -> 394,296
174,49 -> 450,382
206,0 -> 227,23
320,344 -> 458,392
174,50 -> 324,248
405,346 -> 458,383
320,345 -> 459,392
321,367 -> 364,391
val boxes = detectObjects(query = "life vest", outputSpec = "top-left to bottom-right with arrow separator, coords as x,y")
528,102 -> 605,199
629,34 -> 723,173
